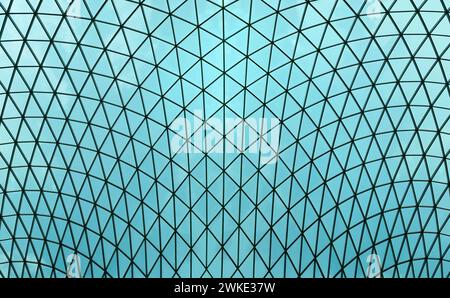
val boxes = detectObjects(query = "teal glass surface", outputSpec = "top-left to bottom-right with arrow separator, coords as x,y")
0,0 -> 449,277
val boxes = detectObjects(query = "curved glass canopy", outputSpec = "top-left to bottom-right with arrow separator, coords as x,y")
0,0 -> 449,277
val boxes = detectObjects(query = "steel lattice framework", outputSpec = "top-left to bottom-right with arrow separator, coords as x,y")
0,0 -> 449,278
